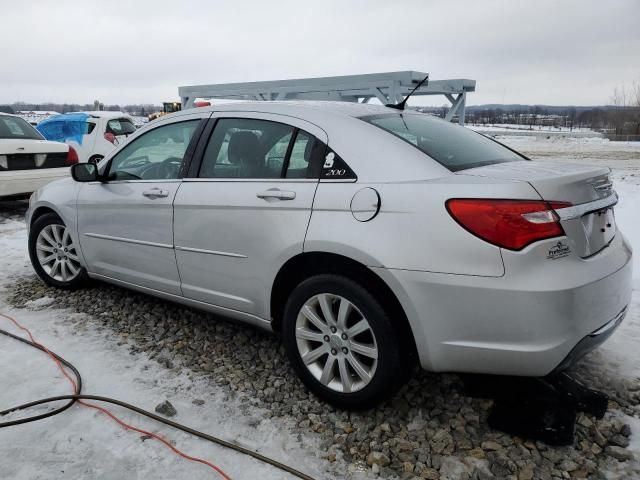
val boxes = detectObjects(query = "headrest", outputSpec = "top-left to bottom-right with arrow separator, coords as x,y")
228,131 -> 260,165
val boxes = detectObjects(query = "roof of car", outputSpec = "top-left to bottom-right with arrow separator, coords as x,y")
199,100 -> 400,118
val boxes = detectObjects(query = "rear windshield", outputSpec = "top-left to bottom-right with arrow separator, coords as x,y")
361,113 -> 524,172
106,118 -> 136,136
0,115 -> 43,140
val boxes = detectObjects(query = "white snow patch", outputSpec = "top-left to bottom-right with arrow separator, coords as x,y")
24,296 -> 56,308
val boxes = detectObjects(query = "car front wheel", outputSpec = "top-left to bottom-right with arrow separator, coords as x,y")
28,213 -> 88,289
282,274 -> 405,409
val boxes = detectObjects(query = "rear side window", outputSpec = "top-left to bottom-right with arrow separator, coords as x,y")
0,116 -> 43,140
199,118 -> 324,180
361,113 -> 523,172
106,118 -> 136,136
286,130 -> 325,179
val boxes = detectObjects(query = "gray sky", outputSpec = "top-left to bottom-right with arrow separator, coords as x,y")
1,0 -> 638,106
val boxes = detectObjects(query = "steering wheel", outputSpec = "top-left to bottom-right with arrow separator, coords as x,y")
157,157 -> 183,179
123,155 -> 150,169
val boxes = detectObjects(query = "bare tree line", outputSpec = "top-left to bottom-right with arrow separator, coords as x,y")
609,81 -> 640,135
7,101 -> 161,117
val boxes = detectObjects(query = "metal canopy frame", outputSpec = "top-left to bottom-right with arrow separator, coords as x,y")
179,71 -> 476,125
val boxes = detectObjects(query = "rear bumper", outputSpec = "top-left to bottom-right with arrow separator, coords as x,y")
0,168 -> 70,197
552,307 -> 627,373
373,232 -> 633,376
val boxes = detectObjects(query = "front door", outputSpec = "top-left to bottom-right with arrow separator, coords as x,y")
173,113 -> 328,319
77,117 -> 203,294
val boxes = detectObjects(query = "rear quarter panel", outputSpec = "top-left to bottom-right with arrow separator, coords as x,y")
306,176 -> 542,276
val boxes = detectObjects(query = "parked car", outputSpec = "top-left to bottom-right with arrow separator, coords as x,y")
0,113 -> 77,199
37,111 -> 136,164
26,102 -> 633,408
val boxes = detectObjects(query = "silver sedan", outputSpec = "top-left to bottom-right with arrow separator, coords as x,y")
26,102 -> 633,408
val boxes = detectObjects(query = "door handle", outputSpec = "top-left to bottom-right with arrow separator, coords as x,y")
256,189 -> 296,200
142,188 -> 170,199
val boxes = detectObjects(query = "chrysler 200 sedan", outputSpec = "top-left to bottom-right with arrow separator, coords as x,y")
26,101 -> 633,408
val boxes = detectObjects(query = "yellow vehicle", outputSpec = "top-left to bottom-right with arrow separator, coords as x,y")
148,102 -> 182,122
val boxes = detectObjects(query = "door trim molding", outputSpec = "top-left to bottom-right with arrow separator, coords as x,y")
83,232 -> 174,249
175,245 -> 247,258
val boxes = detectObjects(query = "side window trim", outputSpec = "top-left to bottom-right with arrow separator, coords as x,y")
279,127 -> 299,178
177,118 -> 208,179
319,147 -> 357,182
187,117 -> 218,178
104,118 -> 204,182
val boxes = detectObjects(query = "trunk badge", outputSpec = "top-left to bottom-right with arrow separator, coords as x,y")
590,178 -> 613,198
547,241 -> 571,260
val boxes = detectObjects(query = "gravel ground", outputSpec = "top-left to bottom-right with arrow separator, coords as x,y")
5,270 -> 640,480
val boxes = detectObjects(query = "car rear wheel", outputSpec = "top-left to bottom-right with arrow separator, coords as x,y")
28,213 -> 88,289
282,274 -> 405,409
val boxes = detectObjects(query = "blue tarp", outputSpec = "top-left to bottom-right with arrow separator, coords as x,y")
37,113 -> 89,145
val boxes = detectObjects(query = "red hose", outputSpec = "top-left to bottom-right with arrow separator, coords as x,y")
0,312 -> 232,480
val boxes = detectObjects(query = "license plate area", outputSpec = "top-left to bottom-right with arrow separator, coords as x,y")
580,207 -> 616,257
6,154 -> 36,171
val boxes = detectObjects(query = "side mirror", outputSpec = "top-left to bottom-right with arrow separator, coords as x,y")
71,163 -> 98,182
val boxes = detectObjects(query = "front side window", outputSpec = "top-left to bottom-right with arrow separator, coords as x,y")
361,113 -> 524,172
0,115 -> 43,140
108,120 -> 199,181
200,118 -> 296,179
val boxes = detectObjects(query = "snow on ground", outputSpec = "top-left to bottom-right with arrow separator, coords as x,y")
0,219 -> 336,479
1,136 -> 639,479
468,124 -> 596,134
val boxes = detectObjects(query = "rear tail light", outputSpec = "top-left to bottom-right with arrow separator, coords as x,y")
446,199 -> 572,250
65,146 -> 79,165
104,132 -> 117,144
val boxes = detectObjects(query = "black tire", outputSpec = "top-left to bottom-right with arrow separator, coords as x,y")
282,274 -> 406,409
28,213 -> 89,290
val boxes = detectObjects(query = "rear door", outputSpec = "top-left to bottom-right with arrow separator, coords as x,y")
173,113 -> 327,319
77,114 -> 205,294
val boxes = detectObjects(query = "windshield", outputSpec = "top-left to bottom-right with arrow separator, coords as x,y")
0,115 -> 44,140
106,118 -> 137,136
361,113 -> 524,172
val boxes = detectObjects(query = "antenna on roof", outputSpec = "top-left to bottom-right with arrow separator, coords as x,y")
386,74 -> 429,110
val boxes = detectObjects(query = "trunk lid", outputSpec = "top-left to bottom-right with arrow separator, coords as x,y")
0,138 -> 68,155
459,160 -> 617,258
0,139 -> 69,171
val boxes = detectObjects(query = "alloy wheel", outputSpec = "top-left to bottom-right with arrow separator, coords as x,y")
36,224 -> 81,282
295,293 -> 378,393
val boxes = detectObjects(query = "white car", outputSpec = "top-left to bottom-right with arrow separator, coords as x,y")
36,111 -> 137,164
0,113 -> 76,199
